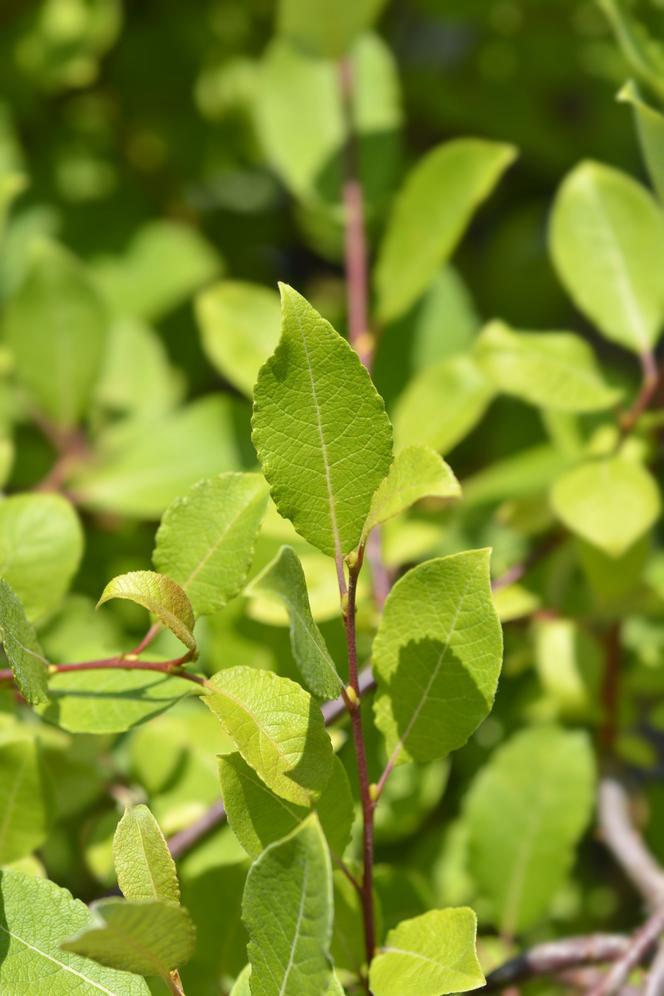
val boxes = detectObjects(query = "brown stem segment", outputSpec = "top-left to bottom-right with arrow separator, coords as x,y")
587,907 -> 664,996
599,623 -> 622,755
0,651 -> 205,688
481,934 -> 632,991
619,349 -> 660,439
597,777 -> 664,908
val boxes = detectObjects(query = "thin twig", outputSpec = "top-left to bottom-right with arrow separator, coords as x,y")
645,940 -> 664,996
619,350 -> 661,439
0,652 -> 205,687
587,907 -> 664,996
481,934 -> 631,991
597,777 -> 664,908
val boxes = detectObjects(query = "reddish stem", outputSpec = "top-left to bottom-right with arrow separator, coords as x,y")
619,350 -> 660,438
0,652 -> 205,687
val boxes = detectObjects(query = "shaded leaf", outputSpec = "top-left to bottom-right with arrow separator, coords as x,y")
278,0 -> 387,57
0,580 -> 49,704
0,737 -> 49,863
373,550 -> 502,764
619,80 -> 664,203
246,545 -> 341,698
243,816 -> 333,996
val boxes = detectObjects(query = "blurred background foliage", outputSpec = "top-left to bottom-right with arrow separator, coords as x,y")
2,2 -> 664,993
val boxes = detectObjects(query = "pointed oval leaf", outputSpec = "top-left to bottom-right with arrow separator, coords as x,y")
196,280 -> 282,397
474,321 -> 622,412
464,726 -> 596,935
0,580 -> 49,704
373,550 -> 503,764
38,669 -> 200,734
4,242 -> 108,428
0,493 -> 83,623
0,869 -> 149,994
62,898 -> 195,979
153,472 -> 268,617
363,446 -> 461,540
369,907 -> 484,996
375,139 -> 517,322
97,571 -> 196,652
113,805 -> 180,905
205,666 -> 334,806
246,546 -> 342,699
0,737 -> 49,863
243,816 -> 334,996
550,160 -> 664,353
252,285 -> 393,558
220,752 -> 353,859
278,0 -> 387,57
550,456 -> 661,556
393,354 -> 494,455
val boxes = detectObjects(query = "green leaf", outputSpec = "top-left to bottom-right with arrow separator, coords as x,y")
0,737 -> 49,862
369,907 -> 484,996
373,550 -> 503,764
230,965 -> 252,996
0,173 -> 26,238
153,473 -> 268,618
61,898 -> 195,979
71,395 -> 251,519
375,139 -> 517,322
550,160 -> 664,353
474,321 -> 622,412
252,285 -> 392,558
196,280 -> 281,397
91,219 -> 220,322
464,726 -> 596,934
243,816 -> 333,996
550,456 -> 661,556
38,669 -> 200,734
255,35 -> 401,211
0,869 -> 149,994
97,571 -> 196,652
205,666 -> 334,805
463,444 -> 570,507
0,580 -> 49,704
278,0 -> 387,57
113,805 -> 180,905
392,354 -> 494,455
534,618 -> 603,719
0,493 -> 83,623
363,446 -> 461,540
5,242 -> 107,427
95,318 -> 183,421
246,546 -> 342,698
598,0 -> 664,101
220,752 -> 354,859
619,80 -> 664,203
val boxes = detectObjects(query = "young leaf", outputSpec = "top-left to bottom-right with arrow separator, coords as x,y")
205,666 -> 334,805
220,752 -> 354,859
278,0 -> 387,58
230,965 -> 252,996
0,869 -> 149,994
196,280 -> 282,398
550,161 -> 664,353
550,456 -> 661,557
392,355 -> 494,455
4,242 -> 108,428
363,446 -> 461,540
246,545 -> 342,699
373,550 -> 503,764
153,473 -> 268,618
464,726 -> 596,935
61,898 -> 195,979
38,669 -> 200,734
243,816 -> 334,996
375,139 -> 517,322
252,285 -> 393,558
0,580 -> 49,704
97,571 -> 196,652
474,321 -> 622,412
619,80 -> 664,203
113,804 -> 180,905
0,493 -> 83,623
0,737 -> 49,863
369,907 -> 484,996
